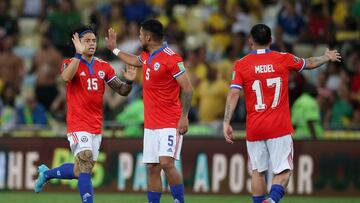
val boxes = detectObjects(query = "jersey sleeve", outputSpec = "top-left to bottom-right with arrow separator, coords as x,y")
230,61 -> 243,89
61,58 -> 72,73
169,55 -> 186,78
138,51 -> 147,64
284,53 -> 306,72
103,62 -> 117,83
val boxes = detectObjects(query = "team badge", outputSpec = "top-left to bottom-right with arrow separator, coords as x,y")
154,62 -> 161,71
81,136 -> 88,143
98,70 -> 105,79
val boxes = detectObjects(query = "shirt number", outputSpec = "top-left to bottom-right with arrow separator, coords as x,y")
252,77 -> 281,111
145,68 -> 150,80
87,78 -> 98,90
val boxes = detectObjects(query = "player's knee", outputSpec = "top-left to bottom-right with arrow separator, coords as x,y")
147,164 -> 161,176
159,159 -> 175,171
76,150 -> 94,173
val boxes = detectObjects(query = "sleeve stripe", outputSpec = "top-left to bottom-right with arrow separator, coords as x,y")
299,58 -> 306,72
106,75 -> 117,83
137,55 -> 143,63
230,84 -> 242,89
173,70 -> 185,78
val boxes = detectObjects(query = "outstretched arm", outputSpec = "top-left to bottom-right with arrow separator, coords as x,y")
305,48 -> 341,70
106,28 -> 142,67
176,73 -> 193,135
107,65 -> 137,96
223,88 -> 241,144
61,33 -> 84,82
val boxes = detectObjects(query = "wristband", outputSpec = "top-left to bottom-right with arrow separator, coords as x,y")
125,79 -> 133,85
74,53 -> 82,59
112,48 -> 120,56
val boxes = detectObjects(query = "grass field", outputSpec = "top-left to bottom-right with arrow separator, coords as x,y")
0,192 -> 359,203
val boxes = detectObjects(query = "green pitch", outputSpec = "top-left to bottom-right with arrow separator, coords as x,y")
0,192 -> 359,203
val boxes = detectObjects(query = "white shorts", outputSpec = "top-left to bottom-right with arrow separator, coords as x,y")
247,134 -> 293,174
142,128 -> 183,163
67,131 -> 102,161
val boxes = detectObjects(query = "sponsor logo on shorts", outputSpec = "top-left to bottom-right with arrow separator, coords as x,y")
167,148 -> 173,153
81,136 -> 88,143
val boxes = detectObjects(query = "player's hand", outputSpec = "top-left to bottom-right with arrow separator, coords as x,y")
223,122 -> 234,144
324,48 -> 341,62
105,28 -> 117,51
177,115 -> 189,135
72,33 -> 85,54
123,64 -> 137,81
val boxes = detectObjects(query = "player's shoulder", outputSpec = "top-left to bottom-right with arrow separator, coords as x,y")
94,57 -> 110,65
63,58 -> 72,64
162,47 -> 182,59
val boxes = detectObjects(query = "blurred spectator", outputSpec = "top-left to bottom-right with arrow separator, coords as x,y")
0,82 -> 18,132
306,3 -> 332,44
41,0 -> 81,57
196,66 -> 227,124
325,62 -> 340,91
288,71 -> 305,106
33,34 -> 62,110
0,36 -> 24,90
165,18 -> 185,51
325,83 -> 353,129
19,0 -> 44,18
231,1 -> 251,35
123,0 -> 153,24
270,26 -> 293,53
115,98 -> 144,137
0,0 -> 19,48
17,89 -> 48,128
292,83 -> 323,139
276,1 -> 306,43
117,21 -> 141,54
316,71 -> 333,124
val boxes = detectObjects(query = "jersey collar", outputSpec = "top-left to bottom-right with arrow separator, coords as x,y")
250,48 -> 272,54
80,57 -> 95,75
148,43 -> 168,65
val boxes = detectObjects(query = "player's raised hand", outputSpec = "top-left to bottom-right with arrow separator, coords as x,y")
223,122 -> 234,144
123,64 -> 137,81
72,33 -> 85,54
325,48 -> 341,62
177,115 -> 189,135
105,28 -> 117,51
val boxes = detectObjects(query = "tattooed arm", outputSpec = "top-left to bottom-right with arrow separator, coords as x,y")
305,48 -> 341,70
107,77 -> 133,96
107,65 -> 136,96
176,72 -> 193,135
223,88 -> 241,144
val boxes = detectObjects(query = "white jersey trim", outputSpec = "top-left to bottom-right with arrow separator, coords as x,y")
230,84 -> 242,89
106,75 -> 117,83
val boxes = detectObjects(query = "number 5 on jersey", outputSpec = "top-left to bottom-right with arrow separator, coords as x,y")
145,68 -> 150,80
252,77 -> 281,111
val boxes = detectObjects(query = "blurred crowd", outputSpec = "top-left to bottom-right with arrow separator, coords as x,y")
0,0 -> 360,138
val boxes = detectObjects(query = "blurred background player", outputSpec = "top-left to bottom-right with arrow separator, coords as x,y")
33,24 -> 136,203
223,24 -> 341,203
106,19 -> 192,203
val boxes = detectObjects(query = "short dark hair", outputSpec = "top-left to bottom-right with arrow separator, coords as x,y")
71,24 -> 97,39
250,24 -> 271,46
141,19 -> 164,41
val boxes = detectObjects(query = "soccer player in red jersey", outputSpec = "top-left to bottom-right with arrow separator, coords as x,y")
106,19 -> 192,203
34,25 -> 136,203
223,24 -> 341,203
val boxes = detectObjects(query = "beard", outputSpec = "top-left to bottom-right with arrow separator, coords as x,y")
142,44 -> 148,52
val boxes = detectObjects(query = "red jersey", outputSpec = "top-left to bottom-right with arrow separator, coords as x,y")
139,45 -> 185,129
231,49 -> 306,141
62,57 -> 116,134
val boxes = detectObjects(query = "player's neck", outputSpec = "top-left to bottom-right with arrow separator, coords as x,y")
147,43 -> 163,55
82,54 -> 93,63
252,45 -> 270,51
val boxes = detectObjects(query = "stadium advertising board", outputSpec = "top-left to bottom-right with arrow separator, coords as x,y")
0,138 -> 359,195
